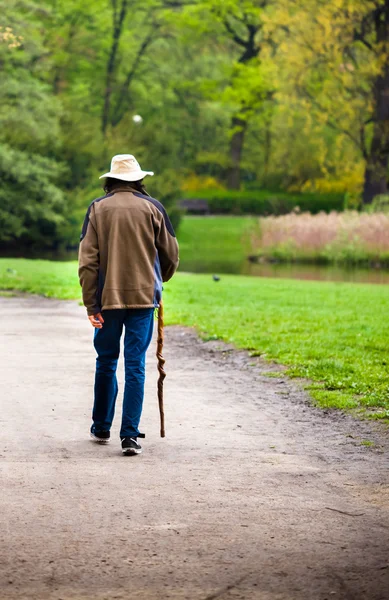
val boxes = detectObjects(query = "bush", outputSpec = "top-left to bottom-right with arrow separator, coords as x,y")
182,189 -> 345,215
366,194 -> 389,214
0,144 -> 66,250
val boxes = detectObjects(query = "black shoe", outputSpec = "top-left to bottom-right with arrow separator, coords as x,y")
90,426 -> 110,444
121,437 -> 142,455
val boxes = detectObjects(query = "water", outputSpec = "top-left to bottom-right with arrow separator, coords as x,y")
179,259 -> 389,285
5,251 -> 389,285
245,262 -> 389,284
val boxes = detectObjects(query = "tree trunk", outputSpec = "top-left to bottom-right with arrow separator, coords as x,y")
263,116 -> 272,177
111,29 -> 155,127
362,2 -> 389,204
227,115 -> 247,189
102,0 -> 128,135
363,68 -> 389,203
363,153 -> 389,204
223,21 -> 260,189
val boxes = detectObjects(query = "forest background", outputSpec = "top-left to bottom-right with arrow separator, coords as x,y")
1,0 -> 389,251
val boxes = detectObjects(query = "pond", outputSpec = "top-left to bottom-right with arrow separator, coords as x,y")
178,258 -> 389,285
5,250 -> 389,285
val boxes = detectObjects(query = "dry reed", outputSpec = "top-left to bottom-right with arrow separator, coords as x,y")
251,211 -> 389,265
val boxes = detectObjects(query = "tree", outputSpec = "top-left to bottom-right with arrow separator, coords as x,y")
181,0 -> 272,189
355,1 -> 389,203
101,0 -> 190,135
0,145 -> 65,249
0,0 -> 66,248
6,0 -> 389,253
268,0 -> 389,203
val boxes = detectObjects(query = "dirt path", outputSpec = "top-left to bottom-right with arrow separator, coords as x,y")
0,296 -> 388,600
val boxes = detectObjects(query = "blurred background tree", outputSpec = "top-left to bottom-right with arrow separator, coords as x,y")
0,1 -> 66,250
1,0 -> 389,251
265,0 -> 389,204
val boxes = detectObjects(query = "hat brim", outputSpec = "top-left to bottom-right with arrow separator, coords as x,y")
99,170 -> 154,181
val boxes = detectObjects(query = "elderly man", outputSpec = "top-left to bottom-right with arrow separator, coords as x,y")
78,154 -> 179,455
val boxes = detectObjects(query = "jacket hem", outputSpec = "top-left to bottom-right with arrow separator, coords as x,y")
102,303 -> 157,310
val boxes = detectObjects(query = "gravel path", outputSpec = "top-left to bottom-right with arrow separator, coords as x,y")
0,296 -> 388,600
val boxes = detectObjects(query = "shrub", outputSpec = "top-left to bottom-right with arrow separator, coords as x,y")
366,194 -> 389,214
182,189 -> 345,215
181,174 -> 225,191
0,144 -> 66,250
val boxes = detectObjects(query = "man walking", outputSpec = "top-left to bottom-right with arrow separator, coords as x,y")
78,154 -> 179,455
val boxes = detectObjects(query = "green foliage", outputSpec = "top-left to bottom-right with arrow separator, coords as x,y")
0,0 -> 65,247
183,189 -> 345,215
0,1 -> 61,152
0,144 -> 65,248
366,195 -> 389,214
1,0 -> 388,250
1,258 -> 389,419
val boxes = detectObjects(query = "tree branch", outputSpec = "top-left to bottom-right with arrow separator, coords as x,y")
360,124 -> 368,159
112,0 -> 117,27
161,0 -> 196,6
224,18 -> 247,48
112,27 -> 158,126
102,0 -> 128,133
298,85 -> 363,151
354,32 -> 374,52
353,6 -> 383,53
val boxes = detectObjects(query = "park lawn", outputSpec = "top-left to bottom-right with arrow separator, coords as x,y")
1,257 -> 389,420
177,216 -> 256,273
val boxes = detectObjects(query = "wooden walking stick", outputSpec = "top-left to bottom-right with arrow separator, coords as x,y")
156,300 -> 166,437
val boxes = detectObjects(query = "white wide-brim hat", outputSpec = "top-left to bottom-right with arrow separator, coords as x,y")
99,154 -> 154,182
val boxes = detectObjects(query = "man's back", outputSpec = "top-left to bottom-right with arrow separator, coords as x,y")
79,187 -> 179,316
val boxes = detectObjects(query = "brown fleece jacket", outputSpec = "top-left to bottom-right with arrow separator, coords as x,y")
78,187 -> 179,315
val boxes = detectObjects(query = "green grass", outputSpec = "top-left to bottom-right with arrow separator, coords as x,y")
1,258 -> 389,420
177,216 -> 256,274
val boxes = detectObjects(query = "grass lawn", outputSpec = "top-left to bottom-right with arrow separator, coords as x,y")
177,216 -> 256,273
1,257 -> 389,420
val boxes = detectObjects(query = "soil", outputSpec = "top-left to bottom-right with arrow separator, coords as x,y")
0,296 -> 388,600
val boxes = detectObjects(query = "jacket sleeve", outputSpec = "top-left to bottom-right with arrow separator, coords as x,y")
78,205 -> 100,315
155,211 -> 179,282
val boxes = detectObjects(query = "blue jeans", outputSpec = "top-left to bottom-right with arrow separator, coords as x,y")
92,308 -> 154,438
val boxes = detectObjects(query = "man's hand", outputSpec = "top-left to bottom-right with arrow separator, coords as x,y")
88,313 -> 104,329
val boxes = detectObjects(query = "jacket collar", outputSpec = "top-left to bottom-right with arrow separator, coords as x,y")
110,186 -> 138,194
